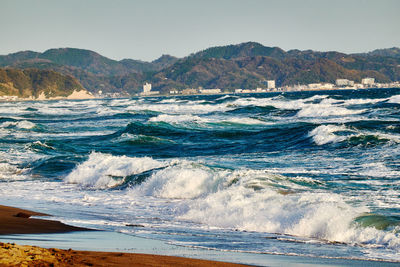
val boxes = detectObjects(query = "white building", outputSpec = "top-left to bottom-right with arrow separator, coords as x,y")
140,83 -> 159,96
143,82 -> 152,93
182,88 -> 198,95
199,88 -> 221,94
266,80 -> 275,89
361,78 -> 375,86
307,83 -> 334,90
336,79 -> 354,87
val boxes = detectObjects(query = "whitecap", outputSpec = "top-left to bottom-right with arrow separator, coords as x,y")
149,114 -> 203,124
0,120 -> 36,129
297,105 -> 364,117
220,117 -> 268,125
136,163 -> 228,199
308,125 -> 351,145
65,152 -> 165,189
388,95 -> 400,104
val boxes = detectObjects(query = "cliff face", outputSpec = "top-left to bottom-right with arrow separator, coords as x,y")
0,68 -> 87,98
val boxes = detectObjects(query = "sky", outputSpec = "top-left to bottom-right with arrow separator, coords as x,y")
1,0 -> 399,61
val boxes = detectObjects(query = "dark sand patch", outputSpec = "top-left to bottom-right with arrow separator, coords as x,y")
0,205 -> 88,235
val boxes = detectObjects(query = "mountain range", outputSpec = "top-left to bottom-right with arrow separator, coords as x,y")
1,42 -> 399,96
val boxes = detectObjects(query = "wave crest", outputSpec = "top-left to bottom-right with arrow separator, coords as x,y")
0,120 -> 36,129
65,152 -> 164,189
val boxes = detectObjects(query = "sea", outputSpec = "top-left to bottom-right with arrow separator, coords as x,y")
0,88 -> 400,264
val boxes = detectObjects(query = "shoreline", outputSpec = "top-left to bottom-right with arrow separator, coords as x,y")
0,242 -> 247,267
1,205 -> 399,266
0,204 -> 246,266
0,205 -> 89,235
1,86 -> 399,102
0,89 -> 95,102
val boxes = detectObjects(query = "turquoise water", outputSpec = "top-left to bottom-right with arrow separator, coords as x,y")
0,89 -> 399,262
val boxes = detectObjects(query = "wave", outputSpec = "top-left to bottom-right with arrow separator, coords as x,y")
228,95 -> 368,119
26,141 -> 56,153
342,97 -> 388,105
354,214 -> 400,231
113,120 -> 315,158
67,153 -> 400,251
134,162 -> 229,199
297,106 -> 364,117
0,120 -> 36,129
215,95 -> 238,101
308,125 -> 353,145
309,124 -> 400,146
0,162 -> 27,181
148,114 -> 268,126
125,101 -> 229,115
64,152 -> 166,189
149,114 -> 203,124
147,167 -> 400,250
113,133 -> 174,145
388,95 -> 400,104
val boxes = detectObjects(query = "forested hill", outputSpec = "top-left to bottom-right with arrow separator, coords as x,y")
0,68 -> 85,98
1,43 -> 399,95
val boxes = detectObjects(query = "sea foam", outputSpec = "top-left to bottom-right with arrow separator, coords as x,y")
0,120 -> 36,129
65,152 -> 165,189
132,161 -> 400,250
31,151 -> 400,256
388,94 -> 400,104
308,125 -> 350,145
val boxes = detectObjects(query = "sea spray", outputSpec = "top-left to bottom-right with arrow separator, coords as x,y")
65,152 -> 165,189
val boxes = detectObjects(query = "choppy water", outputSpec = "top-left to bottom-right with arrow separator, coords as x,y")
1,89 -> 400,262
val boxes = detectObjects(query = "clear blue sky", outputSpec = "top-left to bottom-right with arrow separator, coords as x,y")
1,0 -> 399,61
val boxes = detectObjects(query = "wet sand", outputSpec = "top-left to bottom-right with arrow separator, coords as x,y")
0,205 -> 247,266
0,242 -> 247,267
0,205 -> 88,235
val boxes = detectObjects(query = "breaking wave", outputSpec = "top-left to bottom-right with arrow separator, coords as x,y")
64,152 -> 165,189
64,152 -> 400,252
0,120 -> 36,129
309,124 -> 400,146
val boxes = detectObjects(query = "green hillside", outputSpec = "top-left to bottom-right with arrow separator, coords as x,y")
1,43 -> 399,95
0,68 -> 85,98
191,42 -> 286,60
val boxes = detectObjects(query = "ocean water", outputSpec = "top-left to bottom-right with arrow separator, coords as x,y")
0,89 -> 400,263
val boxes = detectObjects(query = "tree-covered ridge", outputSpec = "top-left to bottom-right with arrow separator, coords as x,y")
147,56 -> 391,93
0,68 -> 85,98
0,48 -> 178,76
0,43 -> 399,95
190,42 -> 286,60
358,47 -> 400,58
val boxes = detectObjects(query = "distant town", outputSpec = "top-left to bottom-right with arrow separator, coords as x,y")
135,78 -> 400,97
2,78 -> 400,102
2,44 -> 400,101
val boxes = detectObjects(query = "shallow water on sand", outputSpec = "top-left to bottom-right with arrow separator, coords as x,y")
0,88 -> 400,262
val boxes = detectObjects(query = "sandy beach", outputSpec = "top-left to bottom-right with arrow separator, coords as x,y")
0,242 -> 247,267
0,205 -> 88,235
0,205 -> 247,266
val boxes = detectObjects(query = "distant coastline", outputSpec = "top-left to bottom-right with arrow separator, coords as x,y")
2,85 -> 400,102
0,90 -> 94,102
1,43 -> 399,98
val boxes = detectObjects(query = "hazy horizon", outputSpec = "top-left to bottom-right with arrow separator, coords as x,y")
2,0 -> 399,61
